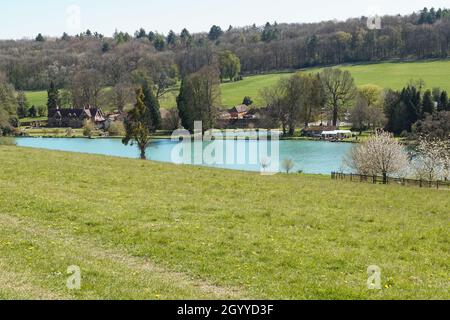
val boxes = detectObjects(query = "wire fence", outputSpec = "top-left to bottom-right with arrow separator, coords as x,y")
331,172 -> 450,190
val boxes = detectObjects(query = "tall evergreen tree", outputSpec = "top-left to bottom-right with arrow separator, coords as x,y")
28,105 -> 37,118
135,28 -> 147,39
422,89 -> 434,116
167,30 -> 177,46
47,81 -> 59,113
122,88 -> 152,160
438,91 -> 449,112
261,22 -> 280,42
154,34 -> 166,51
61,32 -> 70,41
176,78 -> 190,132
208,25 -> 223,41
400,85 -> 421,132
16,92 -> 29,118
180,28 -> 191,47
35,33 -> 45,42
142,82 -> 161,132
384,89 -> 408,135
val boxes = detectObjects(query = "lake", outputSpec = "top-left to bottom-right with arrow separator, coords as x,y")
16,138 -> 353,175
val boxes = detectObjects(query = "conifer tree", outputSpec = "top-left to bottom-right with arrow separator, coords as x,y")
142,82 -> 161,132
123,88 -> 152,160
422,90 -> 434,116
47,81 -> 60,113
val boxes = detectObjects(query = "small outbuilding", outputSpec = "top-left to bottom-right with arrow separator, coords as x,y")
321,130 -> 353,140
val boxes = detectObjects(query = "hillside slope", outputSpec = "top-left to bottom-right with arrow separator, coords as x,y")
0,147 -> 448,299
25,59 -> 450,110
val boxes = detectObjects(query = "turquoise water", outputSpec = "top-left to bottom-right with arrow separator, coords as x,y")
16,138 -> 352,174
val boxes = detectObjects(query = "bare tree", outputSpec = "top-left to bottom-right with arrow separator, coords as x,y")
263,73 -> 324,134
349,94 -> 369,134
282,158 -> 295,174
112,81 -> 134,112
70,69 -> 104,107
300,74 -> 324,127
162,108 -> 181,131
261,82 -> 288,135
320,68 -> 357,126
344,131 -> 410,184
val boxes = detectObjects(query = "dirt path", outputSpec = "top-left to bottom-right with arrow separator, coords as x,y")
0,213 -> 248,300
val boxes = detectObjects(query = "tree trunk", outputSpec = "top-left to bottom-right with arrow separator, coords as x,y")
332,106 -> 338,127
282,124 -> 287,136
140,146 -> 147,160
288,126 -> 295,137
382,172 -> 387,185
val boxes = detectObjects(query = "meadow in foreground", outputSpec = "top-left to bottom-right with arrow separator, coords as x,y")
0,147 -> 448,299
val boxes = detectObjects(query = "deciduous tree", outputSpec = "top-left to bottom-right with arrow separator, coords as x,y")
344,131 -> 410,183
218,50 -> 241,82
0,72 -> 18,134
16,91 -> 29,118
177,66 -> 221,133
413,137 -> 449,181
320,68 -> 357,126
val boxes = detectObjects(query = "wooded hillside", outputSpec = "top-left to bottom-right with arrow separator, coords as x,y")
1,8 -> 449,91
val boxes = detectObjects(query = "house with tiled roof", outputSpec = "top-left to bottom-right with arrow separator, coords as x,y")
48,106 -> 106,128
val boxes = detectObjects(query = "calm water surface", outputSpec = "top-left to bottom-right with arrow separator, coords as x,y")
16,138 -> 352,174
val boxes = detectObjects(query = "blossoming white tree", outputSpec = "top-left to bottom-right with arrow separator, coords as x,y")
344,131 -> 410,183
413,137 -> 450,181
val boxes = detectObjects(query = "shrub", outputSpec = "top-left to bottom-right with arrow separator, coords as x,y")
66,127 -> 74,137
52,128 -> 61,136
107,121 -> 125,136
0,137 -> 16,146
161,109 -> 181,131
37,105 -> 47,117
83,121 -> 94,137
400,130 -> 409,138
243,96 -> 253,106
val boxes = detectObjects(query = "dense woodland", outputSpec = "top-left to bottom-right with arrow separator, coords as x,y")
1,7 -> 450,140
0,7 -> 449,92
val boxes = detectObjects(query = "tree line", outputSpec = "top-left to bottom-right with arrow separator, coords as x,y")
1,7 -> 449,93
261,68 -> 450,138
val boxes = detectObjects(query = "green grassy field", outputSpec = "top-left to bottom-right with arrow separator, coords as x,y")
324,60 -> 450,92
0,146 -> 448,299
25,91 -> 48,108
25,59 -> 450,110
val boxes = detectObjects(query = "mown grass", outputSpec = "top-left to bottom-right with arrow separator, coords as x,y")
0,137 -> 17,146
0,146 -> 448,300
25,59 -> 450,110
336,60 -> 450,91
24,91 -> 48,108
